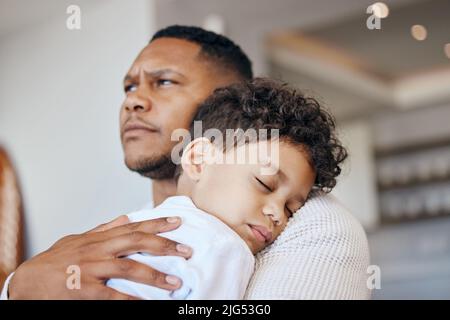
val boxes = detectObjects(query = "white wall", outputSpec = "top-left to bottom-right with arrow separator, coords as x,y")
0,0 -> 155,257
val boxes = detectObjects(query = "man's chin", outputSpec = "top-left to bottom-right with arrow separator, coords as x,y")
125,156 -> 176,180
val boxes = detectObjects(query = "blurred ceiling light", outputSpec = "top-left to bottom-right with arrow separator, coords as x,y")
371,2 -> 389,19
445,43 -> 450,59
411,24 -> 427,41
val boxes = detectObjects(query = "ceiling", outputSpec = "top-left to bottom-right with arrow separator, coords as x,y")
267,0 -> 450,119
306,0 -> 450,78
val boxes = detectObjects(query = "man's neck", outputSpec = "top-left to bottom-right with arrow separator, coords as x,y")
152,178 -> 177,206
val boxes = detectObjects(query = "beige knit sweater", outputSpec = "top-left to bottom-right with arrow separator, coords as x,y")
244,192 -> 371,300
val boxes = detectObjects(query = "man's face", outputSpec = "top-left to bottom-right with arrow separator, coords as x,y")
120,38 -> 239,179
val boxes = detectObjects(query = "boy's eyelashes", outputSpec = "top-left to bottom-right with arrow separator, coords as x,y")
255,176 -> 295,217
285,206 -> 294,217
255,177 -> 273,192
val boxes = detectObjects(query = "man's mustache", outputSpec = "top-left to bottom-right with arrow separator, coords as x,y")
121,116 -> 160,137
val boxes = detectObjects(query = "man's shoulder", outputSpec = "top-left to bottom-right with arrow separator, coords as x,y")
247,192 -> 371,300
262,192 -> 369,256
299,192 -> 364,228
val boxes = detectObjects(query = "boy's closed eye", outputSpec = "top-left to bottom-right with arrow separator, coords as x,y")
254,176 -> 295,217
254,176 -> 273,192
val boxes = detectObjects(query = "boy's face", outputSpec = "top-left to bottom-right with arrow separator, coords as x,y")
187,140 -> 316,254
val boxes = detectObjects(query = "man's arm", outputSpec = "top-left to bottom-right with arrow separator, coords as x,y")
245,193 -> 371,300
3,215 -> 192,300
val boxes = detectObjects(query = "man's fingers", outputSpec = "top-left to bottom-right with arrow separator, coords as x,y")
86,259 -> 182,291
98,231 -> 192,259
86,215 -> 130,234
99,216 -> 182,239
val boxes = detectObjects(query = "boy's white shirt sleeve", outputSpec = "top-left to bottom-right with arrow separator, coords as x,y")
108,234 -> 254,300
184,237 -> 255,299
107,200 -> 255,300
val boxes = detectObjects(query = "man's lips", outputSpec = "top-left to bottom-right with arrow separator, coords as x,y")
122,121 -> 158,139
249,224 -> 273,244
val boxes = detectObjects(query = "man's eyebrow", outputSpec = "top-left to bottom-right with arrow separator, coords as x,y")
123,69 -> 186,83
123,74 -> 133,83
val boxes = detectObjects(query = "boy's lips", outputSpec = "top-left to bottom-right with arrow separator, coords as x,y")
248,224 -> 272,243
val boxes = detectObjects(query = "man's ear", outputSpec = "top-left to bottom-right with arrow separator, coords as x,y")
181,138 -> 214,181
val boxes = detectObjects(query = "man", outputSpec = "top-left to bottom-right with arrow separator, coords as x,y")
1,25 -> 370,299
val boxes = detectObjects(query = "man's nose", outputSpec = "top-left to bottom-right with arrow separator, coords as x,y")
124,89 -> 152,113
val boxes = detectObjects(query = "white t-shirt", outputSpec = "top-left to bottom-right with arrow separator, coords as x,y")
107,195 -> 255,299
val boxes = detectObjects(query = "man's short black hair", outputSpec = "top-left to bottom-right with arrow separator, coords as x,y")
184,78 -> 347,193
151,25 -> 253,80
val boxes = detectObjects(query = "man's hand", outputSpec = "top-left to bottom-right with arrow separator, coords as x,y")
8,215 -> 192,299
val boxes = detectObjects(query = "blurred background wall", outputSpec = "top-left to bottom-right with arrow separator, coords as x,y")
0,0 -> 155,256
0,0 -> 449,299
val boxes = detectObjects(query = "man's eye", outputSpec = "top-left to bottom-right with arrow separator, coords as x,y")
156,79 -> 175,86
255,177 -> 272,192
124,84 -> 136,93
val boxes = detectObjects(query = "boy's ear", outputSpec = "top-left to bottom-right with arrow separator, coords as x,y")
181,138 -> 214,181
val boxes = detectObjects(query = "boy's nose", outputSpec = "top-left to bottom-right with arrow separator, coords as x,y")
262,205 -> 282,226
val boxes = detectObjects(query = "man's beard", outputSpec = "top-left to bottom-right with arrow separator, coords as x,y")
127,154 -> 176,180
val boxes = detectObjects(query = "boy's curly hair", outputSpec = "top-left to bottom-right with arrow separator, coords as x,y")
188,78 -> 348,192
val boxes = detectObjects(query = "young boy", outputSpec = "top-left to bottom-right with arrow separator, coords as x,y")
107,78 -> 347,299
